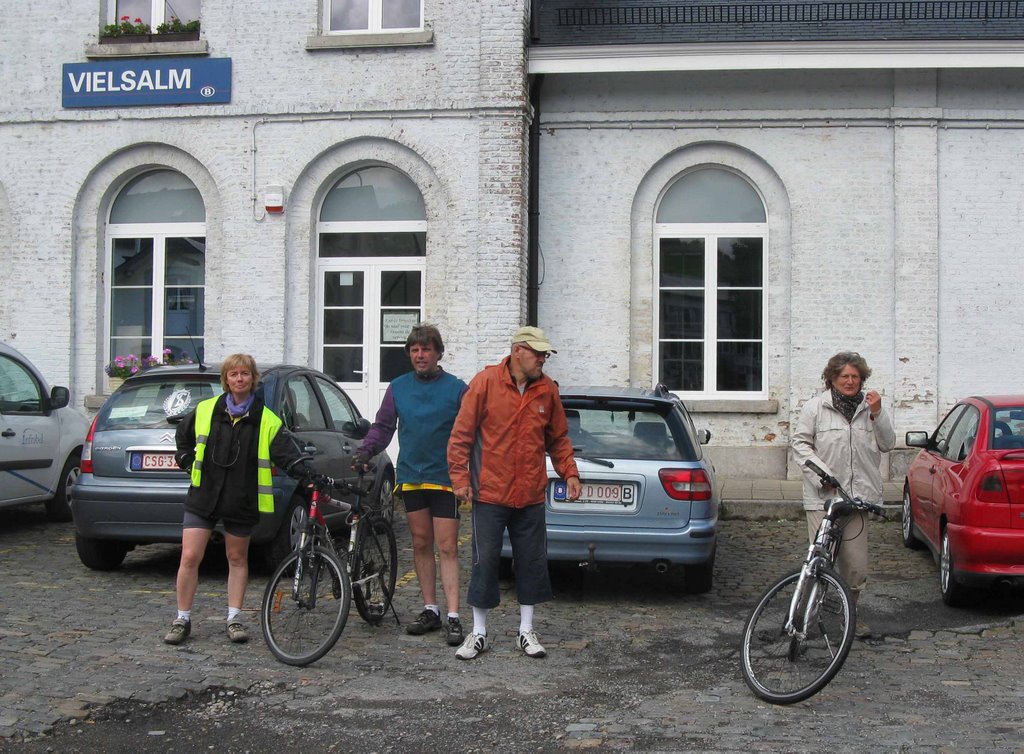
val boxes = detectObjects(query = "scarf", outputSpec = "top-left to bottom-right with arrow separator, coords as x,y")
226,392 -> 255,418
830,387 -> 863,424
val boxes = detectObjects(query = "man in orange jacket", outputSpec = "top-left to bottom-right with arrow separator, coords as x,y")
447,326 -> 581,660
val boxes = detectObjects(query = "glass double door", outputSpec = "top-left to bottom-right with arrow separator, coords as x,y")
316,260 -> 424,423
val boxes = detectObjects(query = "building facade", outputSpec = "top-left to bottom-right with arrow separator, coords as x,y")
3,1 -> 1024,479
1,0 -> 532,426
529,0 -> 1024,477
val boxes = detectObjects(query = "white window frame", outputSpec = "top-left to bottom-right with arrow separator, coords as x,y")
104,221 -> 206,383
324,0 -> 424,34
109,1 -> 200,26
654,221 -> 768,400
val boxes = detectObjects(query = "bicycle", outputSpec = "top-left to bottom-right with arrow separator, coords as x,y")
739,459 -> 888,704
261,465 -> 399,666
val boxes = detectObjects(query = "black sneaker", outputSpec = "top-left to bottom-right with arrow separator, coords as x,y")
406,608 -> 442,635
446,617 -> 464,646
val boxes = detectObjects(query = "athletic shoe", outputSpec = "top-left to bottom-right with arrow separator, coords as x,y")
226,621 -> 249,643
446,617 -> 464,647
406,608 -> 442,635
855,620 -> 872,640
517,630 -> 546,658
455,632 -> 490,660
163,618 -> 191,645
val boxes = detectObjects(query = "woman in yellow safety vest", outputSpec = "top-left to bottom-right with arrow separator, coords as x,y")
164,353 -> 311,646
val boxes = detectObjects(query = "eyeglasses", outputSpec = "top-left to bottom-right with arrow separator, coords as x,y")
516,343 -> 550,359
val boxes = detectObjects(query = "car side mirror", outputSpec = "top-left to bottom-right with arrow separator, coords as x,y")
697,428 -> 711,445
341,417 -> 371,439
905,431 -> 930,448
49,386 -> 70,411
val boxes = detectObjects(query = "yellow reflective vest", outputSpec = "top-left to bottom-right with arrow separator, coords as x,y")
190,396 -> 284,513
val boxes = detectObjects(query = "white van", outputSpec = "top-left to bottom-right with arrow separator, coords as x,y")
0,342 -> 88,520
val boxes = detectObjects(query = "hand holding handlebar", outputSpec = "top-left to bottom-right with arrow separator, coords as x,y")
803,460 -> 888,520
803,459 -> 838,488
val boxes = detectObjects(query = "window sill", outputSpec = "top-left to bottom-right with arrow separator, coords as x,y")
681,399 -> 779,414
86,39 -> 209,58
305,29 -> 433,50
84,394 -> 108,410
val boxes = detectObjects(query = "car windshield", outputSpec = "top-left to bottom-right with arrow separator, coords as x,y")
97,376 -> 220,430
992,407 -> 1024,449
562,401 -> 695,461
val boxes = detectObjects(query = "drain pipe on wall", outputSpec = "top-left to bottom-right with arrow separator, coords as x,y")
527,73 -> 544,326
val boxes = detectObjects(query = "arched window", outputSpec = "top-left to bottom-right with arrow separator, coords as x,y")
655,168 -> 767,396
316,166 -> 426,417
106,170 -> 206,376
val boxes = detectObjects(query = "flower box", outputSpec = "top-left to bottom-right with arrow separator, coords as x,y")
99,31 -> 200,44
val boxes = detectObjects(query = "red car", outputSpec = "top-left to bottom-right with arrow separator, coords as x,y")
903,396 -> 1024,605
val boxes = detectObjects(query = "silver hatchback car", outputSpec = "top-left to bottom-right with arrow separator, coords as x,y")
72,363 -> 394,571
503,385 -> 718,593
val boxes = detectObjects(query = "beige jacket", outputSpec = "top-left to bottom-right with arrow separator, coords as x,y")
791,389 -> 896,510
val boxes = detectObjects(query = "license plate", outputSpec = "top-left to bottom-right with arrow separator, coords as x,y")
552,480 -> 634,505
130,451 -> 180,471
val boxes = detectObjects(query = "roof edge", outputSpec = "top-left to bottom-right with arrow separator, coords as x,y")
528,39 -> 1024,73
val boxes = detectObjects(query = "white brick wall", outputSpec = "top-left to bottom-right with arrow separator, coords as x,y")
536,69 -> 1024,477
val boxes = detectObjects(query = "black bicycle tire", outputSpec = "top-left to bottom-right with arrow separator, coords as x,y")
740,567 -> 855,705
261,544 -> 351,666
351,516 -> 398,625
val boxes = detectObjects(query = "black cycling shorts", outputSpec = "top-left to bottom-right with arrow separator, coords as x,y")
182,510 -> 254,538
401,489 -> 460,520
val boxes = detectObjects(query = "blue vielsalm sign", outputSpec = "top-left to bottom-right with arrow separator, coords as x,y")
62,58 -> 231,108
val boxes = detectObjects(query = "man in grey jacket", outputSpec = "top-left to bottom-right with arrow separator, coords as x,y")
791,351 -> 895,637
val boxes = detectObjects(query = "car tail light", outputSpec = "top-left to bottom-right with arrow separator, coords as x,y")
80,416 -> 98,474
976,471 -> 1010,504
659,468 -> 712,501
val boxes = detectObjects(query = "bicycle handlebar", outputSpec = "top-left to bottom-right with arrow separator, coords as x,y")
803,460 -> 888,519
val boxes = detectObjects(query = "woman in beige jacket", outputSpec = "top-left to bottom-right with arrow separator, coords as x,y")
791,352 -> 896,637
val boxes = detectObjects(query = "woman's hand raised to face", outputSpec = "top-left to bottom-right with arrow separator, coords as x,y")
865,390 -> 881,418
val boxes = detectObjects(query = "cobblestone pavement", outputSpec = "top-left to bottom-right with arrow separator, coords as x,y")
1,504 -> 1023,751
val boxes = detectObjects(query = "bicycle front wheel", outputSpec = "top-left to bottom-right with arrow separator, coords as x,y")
351,516 -> 398,625
261,545 -> 351,666
740,567 -> 855,705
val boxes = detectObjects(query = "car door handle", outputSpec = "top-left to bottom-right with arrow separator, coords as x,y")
302,443 -> 317,453
1,429 -> 14,438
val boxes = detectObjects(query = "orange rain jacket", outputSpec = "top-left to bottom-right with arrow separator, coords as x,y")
447,356 -> 579,508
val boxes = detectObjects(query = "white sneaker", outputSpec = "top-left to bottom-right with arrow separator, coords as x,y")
455,632 -> 490,660
517,630 -> 546,658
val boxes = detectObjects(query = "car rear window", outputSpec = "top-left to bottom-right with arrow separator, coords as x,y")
562,400 -> 697,461
97,376 -> 220,431
992,407 -> 1024,450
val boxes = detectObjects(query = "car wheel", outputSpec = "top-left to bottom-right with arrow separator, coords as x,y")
75,534 -> 128,571
684,546 -> 715,594
254,495 -> 308,573
939,528 -> 969,607
45,450 -> 80,523
901,485 -> 925,550
373,470 -> 395,524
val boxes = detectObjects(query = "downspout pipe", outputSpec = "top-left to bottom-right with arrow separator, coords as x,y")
527,73 -> 544,326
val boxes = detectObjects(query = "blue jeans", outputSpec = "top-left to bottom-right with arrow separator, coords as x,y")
466,502 -> 552,609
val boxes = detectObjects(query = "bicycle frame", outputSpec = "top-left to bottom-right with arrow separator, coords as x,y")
288,486 -> 343,607
784,499 -> 847,640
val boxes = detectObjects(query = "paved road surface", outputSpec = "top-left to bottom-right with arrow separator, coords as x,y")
1,505 -> 1022,751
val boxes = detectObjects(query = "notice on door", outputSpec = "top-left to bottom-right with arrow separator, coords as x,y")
381,312 -> 420,342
